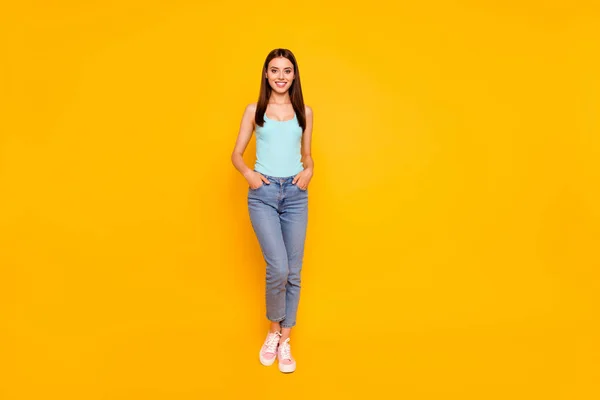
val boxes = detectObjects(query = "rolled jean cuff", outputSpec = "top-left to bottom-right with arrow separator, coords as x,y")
268,315 -> 286,323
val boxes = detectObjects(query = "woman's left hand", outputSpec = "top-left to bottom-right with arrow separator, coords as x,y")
292,168 -> 313,190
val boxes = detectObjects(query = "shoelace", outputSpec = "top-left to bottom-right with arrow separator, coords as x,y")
279,338 -> 292,360
264,332 -> 281,353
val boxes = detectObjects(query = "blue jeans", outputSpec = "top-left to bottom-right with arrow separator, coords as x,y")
247,171 -> 308,328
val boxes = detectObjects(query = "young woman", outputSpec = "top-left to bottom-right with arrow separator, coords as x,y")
231,48 -> 313,373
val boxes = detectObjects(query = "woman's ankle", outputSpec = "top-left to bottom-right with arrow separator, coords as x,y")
269,321 -> 281,333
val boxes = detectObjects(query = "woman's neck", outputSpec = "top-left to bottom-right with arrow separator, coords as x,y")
268,92 -> 291,104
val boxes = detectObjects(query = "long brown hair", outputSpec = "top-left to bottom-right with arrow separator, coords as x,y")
255,48 -> 306,131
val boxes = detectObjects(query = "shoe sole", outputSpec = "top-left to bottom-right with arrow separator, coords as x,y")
278,362 -> 296,373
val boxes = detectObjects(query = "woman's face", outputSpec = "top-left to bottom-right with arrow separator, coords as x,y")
265,57 -> 295,94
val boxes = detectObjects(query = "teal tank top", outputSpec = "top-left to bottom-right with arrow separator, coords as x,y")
254,112 -> 304,177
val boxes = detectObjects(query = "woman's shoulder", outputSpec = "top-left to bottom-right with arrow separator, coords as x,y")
304,104 -> 313,115
243,103 -> 258,121
246,102 -> 258,112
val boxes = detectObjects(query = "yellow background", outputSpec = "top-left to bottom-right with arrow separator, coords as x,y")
1,1 -> 599,398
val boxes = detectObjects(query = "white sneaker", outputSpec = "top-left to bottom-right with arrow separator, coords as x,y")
259,331 -> 281,366
277,338 -> 296,373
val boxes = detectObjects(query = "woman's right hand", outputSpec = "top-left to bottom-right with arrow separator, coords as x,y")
245,170 -> 270,189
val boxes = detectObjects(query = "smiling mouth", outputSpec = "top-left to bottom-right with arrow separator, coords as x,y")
275,82 -> 287,87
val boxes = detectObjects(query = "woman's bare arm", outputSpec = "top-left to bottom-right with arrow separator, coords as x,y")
231,103 -> 257,179
302,105 -> 314,172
